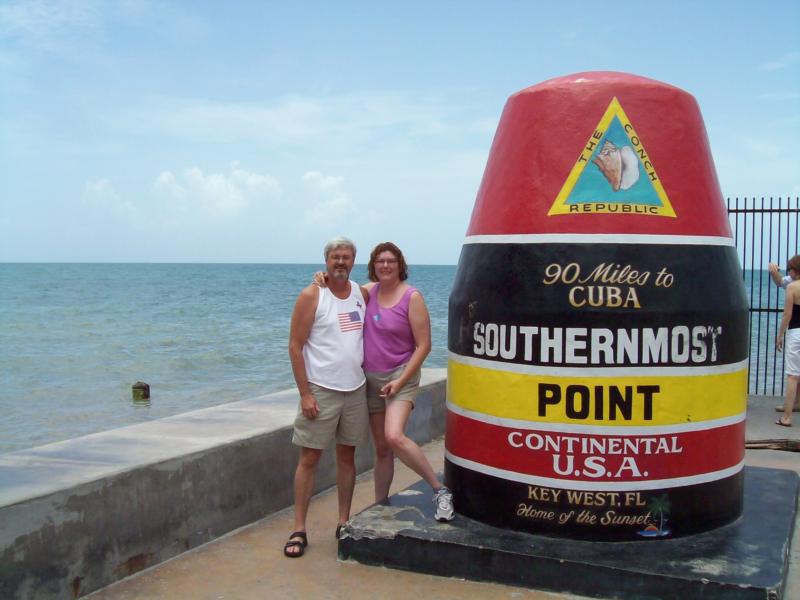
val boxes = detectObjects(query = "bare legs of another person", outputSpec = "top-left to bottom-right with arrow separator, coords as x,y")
779,374 -> 799,426
369,411 -> 394,502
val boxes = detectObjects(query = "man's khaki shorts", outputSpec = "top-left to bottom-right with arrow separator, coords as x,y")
365,365 -> 421,414
292,382 -> 368,449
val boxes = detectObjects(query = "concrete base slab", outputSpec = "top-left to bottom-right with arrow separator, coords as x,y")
339,466 -> 799,599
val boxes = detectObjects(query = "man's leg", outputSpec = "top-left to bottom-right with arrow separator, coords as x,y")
369,410 -> 394,502
287,446 -> 323,556
336,443 -> 357,526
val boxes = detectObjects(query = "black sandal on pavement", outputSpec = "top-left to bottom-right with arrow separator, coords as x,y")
776,418 -> 792,427
283,531 -> 308,558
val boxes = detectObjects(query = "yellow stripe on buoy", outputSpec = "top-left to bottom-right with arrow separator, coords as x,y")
447,359 -> 747,426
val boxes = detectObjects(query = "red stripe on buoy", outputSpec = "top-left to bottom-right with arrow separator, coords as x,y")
445,409 -> 744,484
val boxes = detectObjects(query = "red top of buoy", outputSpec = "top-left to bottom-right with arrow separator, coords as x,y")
466,72 -> 730,237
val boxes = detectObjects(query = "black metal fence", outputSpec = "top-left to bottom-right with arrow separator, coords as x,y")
727,196 -> 800,395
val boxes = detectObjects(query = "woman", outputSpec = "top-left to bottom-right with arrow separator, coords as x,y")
776,254 -> 800,427
315,242 -> 454,520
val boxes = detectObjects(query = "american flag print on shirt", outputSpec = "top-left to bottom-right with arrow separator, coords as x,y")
338,311 -> 362,332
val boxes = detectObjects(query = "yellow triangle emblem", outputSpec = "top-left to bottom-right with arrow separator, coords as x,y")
548,97 -> 676,217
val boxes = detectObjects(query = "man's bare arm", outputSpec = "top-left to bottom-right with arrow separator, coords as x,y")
289,285 -> 320,419
359,284 -> 372,304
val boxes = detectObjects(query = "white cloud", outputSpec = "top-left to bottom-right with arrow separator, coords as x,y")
154,170 -> 185,196
302,171 -> 345,192
231,168 -> 282,197
82,178 -> 136,216
301,171 -> 358,225
154,166 -> 281,217
153,170 -> 188,214
185,168 -> 245,215
760,51 -> 800,71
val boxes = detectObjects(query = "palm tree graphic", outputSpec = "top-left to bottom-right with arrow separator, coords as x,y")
647,494 -> 672,535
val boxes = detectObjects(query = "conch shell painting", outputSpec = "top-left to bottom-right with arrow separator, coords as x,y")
592,140 -> 640,191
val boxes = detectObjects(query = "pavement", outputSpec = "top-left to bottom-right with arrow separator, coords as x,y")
88,396 -> 799,600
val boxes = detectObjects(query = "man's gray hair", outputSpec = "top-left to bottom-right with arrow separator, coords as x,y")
324,236 -> 356,259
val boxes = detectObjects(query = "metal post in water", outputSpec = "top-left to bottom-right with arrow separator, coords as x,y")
132,381 -> 150,402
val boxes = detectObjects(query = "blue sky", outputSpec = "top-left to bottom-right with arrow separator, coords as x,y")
1,0 -> 798,264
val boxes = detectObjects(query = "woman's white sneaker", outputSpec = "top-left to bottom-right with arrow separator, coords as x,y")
433,486 -> 454,521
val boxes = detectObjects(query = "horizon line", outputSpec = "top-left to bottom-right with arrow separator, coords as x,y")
0,261 -> 460,266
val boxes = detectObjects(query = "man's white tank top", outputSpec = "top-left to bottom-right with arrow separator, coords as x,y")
303,283 -> 366,391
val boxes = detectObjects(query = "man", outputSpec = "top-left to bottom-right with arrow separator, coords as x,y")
284,237 -> 369,558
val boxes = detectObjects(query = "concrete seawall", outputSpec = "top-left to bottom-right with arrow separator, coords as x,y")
0,369 -> 447,599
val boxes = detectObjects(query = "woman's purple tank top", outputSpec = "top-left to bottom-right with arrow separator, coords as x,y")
363,284 -> 417,372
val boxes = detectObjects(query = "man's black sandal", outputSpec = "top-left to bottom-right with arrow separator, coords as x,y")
283,531 -> 308,558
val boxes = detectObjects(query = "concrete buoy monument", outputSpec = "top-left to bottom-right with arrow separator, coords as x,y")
446,71 -> 749,540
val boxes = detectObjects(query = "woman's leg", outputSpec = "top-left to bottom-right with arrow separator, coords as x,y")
383,400 -> 442,491
781,375 -> 798,425
795,375 -> 800,413
369,410 -> 394,502
790,381 -> 800,411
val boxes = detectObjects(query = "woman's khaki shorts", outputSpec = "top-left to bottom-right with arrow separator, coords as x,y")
365,365 -> 421,414
292,382 -> 368,449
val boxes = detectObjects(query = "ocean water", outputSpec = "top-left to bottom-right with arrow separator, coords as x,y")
0,263 -> 455,454
0,264 -> 786,454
